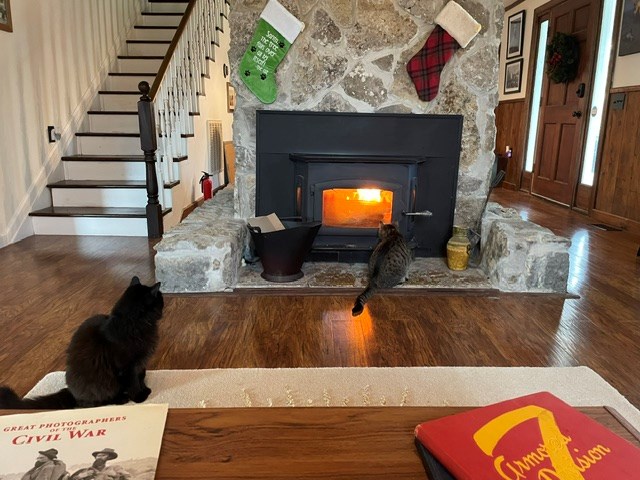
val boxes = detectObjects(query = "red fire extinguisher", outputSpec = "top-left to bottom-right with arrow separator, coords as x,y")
200,171 -> 213,200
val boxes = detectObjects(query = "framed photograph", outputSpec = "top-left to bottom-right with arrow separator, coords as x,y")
619,0 -> 640,56
0,0 -> 12,33
504,59 -> 523,94
226,82 -> 236,113
506,10 -> 525,58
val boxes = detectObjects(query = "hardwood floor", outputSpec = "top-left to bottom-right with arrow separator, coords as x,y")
0,189 -> 638,409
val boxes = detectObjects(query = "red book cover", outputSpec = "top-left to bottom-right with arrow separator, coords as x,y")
414,391 -> 640,479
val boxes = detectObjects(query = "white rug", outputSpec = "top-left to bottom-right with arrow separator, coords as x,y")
28,367 -> 640,430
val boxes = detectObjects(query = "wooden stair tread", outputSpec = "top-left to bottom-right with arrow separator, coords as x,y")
76,132 -> 140,137
61,155 -> 145,162
98,91 -> 141,95
126,40 -> 171,44
76,131 -> 193,139
47,180 -> 180,189
141,11 -> 184,15
108,73 -> 157,76
30,206 -> 171,218
48,180 -> 146,188
87,110 -> 199,116
117,55 -> 165,59
134,25 -> 178,29
87,110 -> 139,115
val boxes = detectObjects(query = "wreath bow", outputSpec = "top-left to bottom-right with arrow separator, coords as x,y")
545,32 -> 580,83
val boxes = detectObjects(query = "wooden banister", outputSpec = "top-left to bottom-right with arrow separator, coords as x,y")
138,81 -> 163,238
149,0 -> 198,101
138,0 -> 225,237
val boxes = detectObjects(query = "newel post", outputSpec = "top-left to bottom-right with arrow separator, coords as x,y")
138,81 -> 163,238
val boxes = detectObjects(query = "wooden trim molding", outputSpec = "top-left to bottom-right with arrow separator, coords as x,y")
610,85 -> 640,93
590,209 -> 640,236
180,197 -> 204,221
497,98 -> 527,105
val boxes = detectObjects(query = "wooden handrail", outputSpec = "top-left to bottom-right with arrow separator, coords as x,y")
149,0 -> 198,101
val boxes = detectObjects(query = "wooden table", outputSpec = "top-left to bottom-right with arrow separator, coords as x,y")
152,406 -> 640,479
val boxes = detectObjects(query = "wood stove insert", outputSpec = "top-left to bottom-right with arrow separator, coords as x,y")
255,111 -> 463,261
290,154 -> 426,252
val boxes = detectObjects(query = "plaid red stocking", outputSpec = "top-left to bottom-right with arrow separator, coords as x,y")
406,25 -> 460,102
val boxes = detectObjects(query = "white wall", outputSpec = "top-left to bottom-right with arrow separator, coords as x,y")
612,50 -> 640,87
0,0 -> 144,247
499,0 -> 640,101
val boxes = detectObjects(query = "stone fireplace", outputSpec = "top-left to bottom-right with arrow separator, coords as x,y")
154,0 -> 571,294
229,0 -> 504,234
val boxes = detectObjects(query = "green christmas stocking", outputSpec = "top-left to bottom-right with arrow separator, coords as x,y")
239,0 -> 304,104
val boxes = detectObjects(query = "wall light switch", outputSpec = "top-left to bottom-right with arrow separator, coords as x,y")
611,93 -> 626,111
47,126 -> 57,143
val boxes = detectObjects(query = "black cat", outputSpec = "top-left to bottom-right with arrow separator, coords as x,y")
0,276 -> 163,409
352,222 -> 412,316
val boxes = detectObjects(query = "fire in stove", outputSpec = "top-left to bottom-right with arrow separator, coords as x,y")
322,188 -> 393,228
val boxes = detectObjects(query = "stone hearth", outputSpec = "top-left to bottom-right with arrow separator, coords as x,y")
154,187 -> 570,294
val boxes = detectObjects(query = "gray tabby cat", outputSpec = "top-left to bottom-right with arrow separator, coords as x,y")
352,222 -> 412,316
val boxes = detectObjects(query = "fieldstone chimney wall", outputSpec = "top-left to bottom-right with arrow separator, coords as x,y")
229,0 -> 504,231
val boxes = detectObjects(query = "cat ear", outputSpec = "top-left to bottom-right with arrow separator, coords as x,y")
151,282 -> 162,296
130,276 -> 141,286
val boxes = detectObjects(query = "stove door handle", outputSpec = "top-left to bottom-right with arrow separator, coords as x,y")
403,210 -> 433,217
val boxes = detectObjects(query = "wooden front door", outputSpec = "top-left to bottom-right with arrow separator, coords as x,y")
531,0 -> 602,205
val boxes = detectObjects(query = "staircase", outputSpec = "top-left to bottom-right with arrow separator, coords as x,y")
30,0 -> 220,237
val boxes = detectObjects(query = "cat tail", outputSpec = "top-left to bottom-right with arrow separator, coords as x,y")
352,285 -> 377,317
0,386 -> 77,409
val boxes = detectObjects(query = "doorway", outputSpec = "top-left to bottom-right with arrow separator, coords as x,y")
524,0 -> 614,207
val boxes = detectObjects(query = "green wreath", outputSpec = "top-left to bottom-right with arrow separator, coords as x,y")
545,32 -> 580,83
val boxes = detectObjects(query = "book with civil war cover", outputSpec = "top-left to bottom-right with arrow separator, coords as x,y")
414,391 -> 640,479
0,403 -> 168,479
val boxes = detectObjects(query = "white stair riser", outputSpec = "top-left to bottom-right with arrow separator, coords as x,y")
32,216 -> 148,236
64,162 -> 146,181
52,188 -> 172,208
100,94 -> 140,111
78,136 -> 141,155
89,114 -> 139,133
108,75 -> 156,91
130,28 -> 176,41
127,42 -> 170,56
117,58 -> 163,73
147,3 -> 188,13
141,14 -> 182,26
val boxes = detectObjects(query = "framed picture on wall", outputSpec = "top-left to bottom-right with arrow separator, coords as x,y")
619,0 -> 640,56
506,10 -> 525,58
504,59 -> 523,94
227,82 -> 236,113
0,0 -> 12,33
